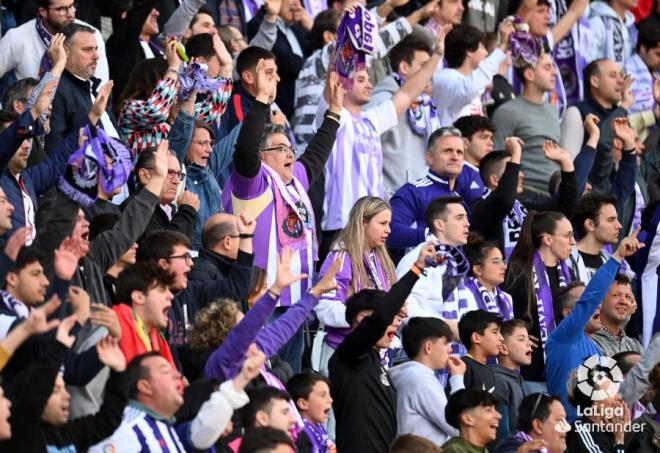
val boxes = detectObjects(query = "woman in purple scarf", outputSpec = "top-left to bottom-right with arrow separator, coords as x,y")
463,233 -> 514,321
312,196 -> 398,377
502,210 -> 574,393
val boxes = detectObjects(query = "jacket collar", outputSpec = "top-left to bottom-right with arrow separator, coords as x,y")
198,248 -> 236,272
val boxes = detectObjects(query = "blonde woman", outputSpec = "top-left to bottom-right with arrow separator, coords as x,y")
313,196 -> 398,376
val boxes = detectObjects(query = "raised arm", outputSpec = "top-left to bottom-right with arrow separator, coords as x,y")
551,0 -> 588,45
391,25 -> 450,118
298,71 -> 343,184
232,59 -> 276,178
336,243 -> 434,364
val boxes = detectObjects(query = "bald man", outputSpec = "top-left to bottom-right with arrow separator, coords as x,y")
188,213 -> 245,283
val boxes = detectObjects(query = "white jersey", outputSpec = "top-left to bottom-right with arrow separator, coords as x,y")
89,403 -> 186,453
316,98 -> 398,231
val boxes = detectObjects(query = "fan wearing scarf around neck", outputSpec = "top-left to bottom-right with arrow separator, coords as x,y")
314,196 -> 398,371
222,61 -> 344,310
463,234 -> 514,321
502,210 -> 574,388
395,195 -> 472,354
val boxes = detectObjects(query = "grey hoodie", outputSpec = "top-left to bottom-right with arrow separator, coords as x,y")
492,364 -> 527,437
389,360 -> 463,445
588,1 -> 637,65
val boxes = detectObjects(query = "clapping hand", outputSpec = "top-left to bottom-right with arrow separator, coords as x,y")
55,315 -> 78,348
310,253 -> 343,297
234,343 -> 267,390
96,336 -> 127,372
271,247 -> 307,295
613,226 -> 644,260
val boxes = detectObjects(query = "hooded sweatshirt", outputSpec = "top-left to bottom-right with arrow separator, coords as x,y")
588,1 -> 637,65
491,364 -> 527,438
389,360 -> 463,445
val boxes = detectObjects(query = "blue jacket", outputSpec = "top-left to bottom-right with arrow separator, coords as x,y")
170,109 -> 241,250
546,257 -> 620,422
0,126 -> 79,240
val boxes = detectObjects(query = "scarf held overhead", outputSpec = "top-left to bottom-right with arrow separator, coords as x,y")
334,4 -> 376,89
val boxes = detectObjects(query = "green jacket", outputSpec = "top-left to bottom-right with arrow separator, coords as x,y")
441,437 -> 489,453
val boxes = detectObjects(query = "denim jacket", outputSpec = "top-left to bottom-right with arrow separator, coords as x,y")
169,109 -> 242,249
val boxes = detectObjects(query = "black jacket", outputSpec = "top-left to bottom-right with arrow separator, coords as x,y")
46,70 -> 118,151
120,189 -> 197,242
188,248 -> 235,282
247,8 -> 309,117
0,341 -> 127,453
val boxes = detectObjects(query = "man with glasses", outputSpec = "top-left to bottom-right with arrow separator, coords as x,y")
494,392 -> 569,453
546,231 -> 642,422
136,220 -> 255,351
223,59 -> 341,373
122,148 -> 199,242
0,0 -> 109,83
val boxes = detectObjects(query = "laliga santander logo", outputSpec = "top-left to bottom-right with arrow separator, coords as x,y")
577,355 -> 623,401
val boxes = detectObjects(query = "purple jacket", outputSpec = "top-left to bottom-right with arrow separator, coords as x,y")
204,291 -> 320,381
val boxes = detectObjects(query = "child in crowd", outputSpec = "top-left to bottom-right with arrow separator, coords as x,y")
458,309 -> 503,391
442,388 -> 502,453
286,372 -> 336,453
492,319 -> 533,439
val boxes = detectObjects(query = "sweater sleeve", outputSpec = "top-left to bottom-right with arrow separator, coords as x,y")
611,151 -> 637,212
551,258 -> 619,344
336,271 -> 419,366
572,144 -> 596,196
194,77 -> 233,124
620,332 -> 660,405
232,100 -> 269,178
470,162 -> 520,238
204,291 -> 279,381
297,114 -> 340,185
256,292 -> 319,357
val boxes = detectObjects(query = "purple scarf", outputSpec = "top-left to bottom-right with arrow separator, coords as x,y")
263,163 -> 318,260
58,126 -> 133,207
362,251 -> 391,291
532,252 -> 571,360
302,419 -> 336,453
465,277 -> 513,320
36,16 -> 53,77
178,62 -> 223,100
391,73 -> 440,138
334,5 -> 376,89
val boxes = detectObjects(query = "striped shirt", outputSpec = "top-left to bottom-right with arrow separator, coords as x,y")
89,402 -> 186,453
318,99 -> 398,231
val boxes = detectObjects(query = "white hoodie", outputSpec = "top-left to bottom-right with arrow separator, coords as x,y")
588,0 -> 637,65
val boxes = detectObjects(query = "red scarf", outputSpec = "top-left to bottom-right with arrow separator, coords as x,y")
113,303 -> 175,367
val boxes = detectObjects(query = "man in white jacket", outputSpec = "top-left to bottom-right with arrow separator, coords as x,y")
396,195 -> 473,345
0,0 -> 109,83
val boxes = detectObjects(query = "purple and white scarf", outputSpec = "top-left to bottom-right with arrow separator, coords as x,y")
465,277 -> 514,320
436,245 -> 471,355
391,73 -> 440,138
58,126 -> 133,207
302,419 -> 336,453
36,16 -> 53,77
263,163 -> 318,260
334,4 -> 376,89
178,62 -> 223,100
0,291 -> 29,319
363,251 -> 391,291
532,252 -> 571,360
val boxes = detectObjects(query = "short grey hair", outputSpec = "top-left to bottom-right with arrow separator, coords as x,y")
259,123 -> 288,151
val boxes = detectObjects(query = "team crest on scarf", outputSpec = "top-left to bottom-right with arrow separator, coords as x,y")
334,4 -> 376,89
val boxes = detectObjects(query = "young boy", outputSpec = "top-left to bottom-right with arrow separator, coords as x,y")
390,317 -> 466,445
442,388 -> 502,453
286,372 -> 336,453
492,319 -> 533,439
458,309 -> 503,392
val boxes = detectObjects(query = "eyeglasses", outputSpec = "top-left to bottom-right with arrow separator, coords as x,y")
167,253 -> 194,264
193,139 -> 216,147
261,144 -> 296,155
551,231 -> 574,239
530,392 -> 549,420
167,170 -> 185,181
49,2 -> 77,16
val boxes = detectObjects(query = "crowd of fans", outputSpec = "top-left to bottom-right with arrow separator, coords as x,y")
0,0 -> 657,451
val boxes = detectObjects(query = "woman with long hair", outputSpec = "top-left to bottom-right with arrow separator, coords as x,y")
313,196 -> 398,376
463,233 -> 514,321
503,210 -> 575,392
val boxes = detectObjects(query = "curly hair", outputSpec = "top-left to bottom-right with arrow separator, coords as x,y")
190,299 -> 240,349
